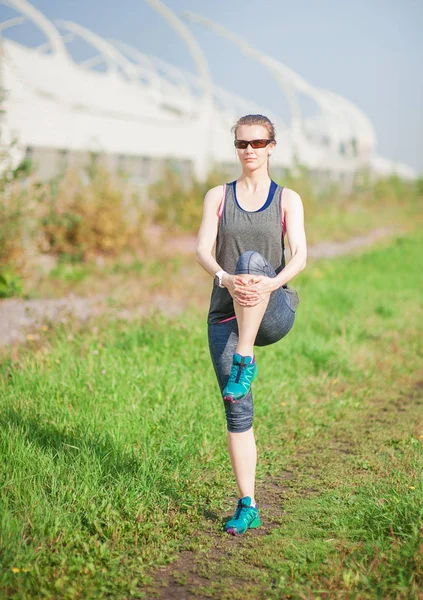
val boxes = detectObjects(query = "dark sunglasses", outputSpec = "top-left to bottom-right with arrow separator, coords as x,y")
234,138 -> 274,149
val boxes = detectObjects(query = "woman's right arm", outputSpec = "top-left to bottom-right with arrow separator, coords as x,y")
195,185 -> 226,279
195,187 -> 258,305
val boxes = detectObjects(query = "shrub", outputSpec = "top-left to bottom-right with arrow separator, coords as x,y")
37,167 -> 144,260
0,162 -> 147,294
0,269 -> 23,298
0,160 -> 39,274
149,165 -> 230,232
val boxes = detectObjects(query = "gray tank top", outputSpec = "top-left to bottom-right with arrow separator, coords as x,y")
207,180 -> 290,325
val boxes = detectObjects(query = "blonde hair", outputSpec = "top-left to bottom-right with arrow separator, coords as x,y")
231,114 -> 276,176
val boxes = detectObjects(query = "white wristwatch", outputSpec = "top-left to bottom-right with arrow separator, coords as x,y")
214,270 -> 226,288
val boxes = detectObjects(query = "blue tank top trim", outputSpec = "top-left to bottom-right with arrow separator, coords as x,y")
232,180 -> 278,213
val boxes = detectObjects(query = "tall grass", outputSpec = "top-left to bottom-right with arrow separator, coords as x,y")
0,158 -> 422,298
149,165 -> 231,233
38,167 -> 144,260
0,164 -> 145,296
150,162 -> 422,240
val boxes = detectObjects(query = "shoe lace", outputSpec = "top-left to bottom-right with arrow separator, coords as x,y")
227,364 -> 241,384
228,358 -> 252,385
234,500 -> 254,521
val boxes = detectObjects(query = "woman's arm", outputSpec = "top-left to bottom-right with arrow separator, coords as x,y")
195,185 -> 225,278
271,188 -> 307,289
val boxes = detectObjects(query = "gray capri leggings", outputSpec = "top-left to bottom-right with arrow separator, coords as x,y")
207,250 -> 296,433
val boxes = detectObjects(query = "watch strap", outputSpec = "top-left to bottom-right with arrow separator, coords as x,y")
215,270 -> 226,288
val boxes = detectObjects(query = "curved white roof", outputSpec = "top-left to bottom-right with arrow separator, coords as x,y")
0,0 -> 416,179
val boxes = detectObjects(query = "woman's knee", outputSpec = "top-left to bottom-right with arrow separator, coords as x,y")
235,250 -> 267,275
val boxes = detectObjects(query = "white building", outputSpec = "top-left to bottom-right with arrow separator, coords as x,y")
0,0 -> 416,184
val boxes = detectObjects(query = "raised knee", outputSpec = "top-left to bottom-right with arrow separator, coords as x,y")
236,250 -> 266,274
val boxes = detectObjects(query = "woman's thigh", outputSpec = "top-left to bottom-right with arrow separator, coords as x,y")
234,250 -> 296,347
255,287 -> 296,346
208,287 -> 296,355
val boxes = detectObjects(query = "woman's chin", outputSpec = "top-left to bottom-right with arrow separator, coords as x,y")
243,161 -> 260,170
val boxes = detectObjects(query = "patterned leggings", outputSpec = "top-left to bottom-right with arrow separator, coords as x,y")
207,251 -> 297,433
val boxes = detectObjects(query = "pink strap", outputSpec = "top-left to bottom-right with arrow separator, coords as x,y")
217,315 -> 237,324
280,187 -> 286,235
218,183 -> 226,219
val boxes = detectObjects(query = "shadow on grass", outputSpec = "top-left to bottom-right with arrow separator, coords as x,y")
1,407 -> 200,515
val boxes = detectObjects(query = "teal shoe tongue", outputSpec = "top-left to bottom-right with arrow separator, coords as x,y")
233,354 -> 254,365
240,496 -> 253,506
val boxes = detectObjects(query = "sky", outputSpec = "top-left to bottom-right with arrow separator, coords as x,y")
2,0 -> 422,173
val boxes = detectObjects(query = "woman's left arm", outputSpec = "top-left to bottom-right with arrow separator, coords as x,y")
271,188 -> 307,290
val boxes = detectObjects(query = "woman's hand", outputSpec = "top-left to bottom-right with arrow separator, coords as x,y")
223,273 -> 278,307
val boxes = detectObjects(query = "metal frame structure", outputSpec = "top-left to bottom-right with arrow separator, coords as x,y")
183,11 -> 376,169
0,0 -> 416,180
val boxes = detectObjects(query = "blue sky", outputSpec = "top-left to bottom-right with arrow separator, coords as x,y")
2,0 -> 422,173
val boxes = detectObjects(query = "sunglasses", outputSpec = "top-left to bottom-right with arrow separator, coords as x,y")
234,138 -> 274,149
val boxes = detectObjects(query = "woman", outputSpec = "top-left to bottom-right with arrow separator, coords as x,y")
196,114 -> 307,535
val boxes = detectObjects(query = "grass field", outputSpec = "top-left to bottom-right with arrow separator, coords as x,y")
1,230 -> 422,599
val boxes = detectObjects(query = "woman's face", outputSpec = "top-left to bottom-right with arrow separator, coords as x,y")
235,124 -> 275,171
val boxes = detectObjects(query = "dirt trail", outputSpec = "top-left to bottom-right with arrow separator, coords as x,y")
0,227 -> 395,347
144,377 -> 423,600
146,469 -> 300,599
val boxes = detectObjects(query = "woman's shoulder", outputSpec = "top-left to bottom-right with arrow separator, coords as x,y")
281,186 -> 303,207
203,184 -> 226,205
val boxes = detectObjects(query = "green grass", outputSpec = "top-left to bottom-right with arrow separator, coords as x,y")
0,231 -> 422,599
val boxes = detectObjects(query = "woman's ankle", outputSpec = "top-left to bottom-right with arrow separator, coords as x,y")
240,496 -> 257,507
235,348 -> 254,358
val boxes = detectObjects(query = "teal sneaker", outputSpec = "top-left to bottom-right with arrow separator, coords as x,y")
224,496 -> 261,535
223,354 -> 258,402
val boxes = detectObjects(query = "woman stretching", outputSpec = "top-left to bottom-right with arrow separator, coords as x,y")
196,114 -> 307,535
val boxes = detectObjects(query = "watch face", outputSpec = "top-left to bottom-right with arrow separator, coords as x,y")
214,275 -> 220,287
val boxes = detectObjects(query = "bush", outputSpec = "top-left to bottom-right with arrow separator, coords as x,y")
37,167 -> 144,260
0,165 -> 146,282
0,159 -> 39,274
0,150 -> 421,300
0,183 -> 27,270
148,161 -> 422,236
149,165 -> 230,232
0,269 -> 23,298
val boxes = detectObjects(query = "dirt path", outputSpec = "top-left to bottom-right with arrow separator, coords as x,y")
305,226 -> 395,258
143,377 -> 423,600
146,469 -> 301,599
0,226 -> 396,348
